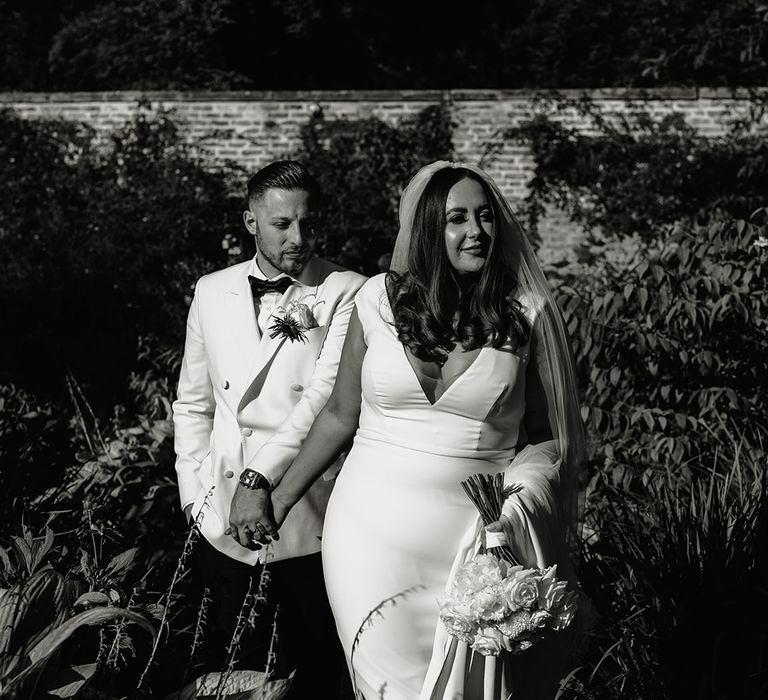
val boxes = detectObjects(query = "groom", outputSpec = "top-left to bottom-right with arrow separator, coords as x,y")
173,160 -> 365,697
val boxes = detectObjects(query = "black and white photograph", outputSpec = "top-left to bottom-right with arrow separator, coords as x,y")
1,2 -> 767,699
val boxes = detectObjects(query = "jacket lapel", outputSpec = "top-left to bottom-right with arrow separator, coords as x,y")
224,270 -> 261,394
237,258 -> 325,411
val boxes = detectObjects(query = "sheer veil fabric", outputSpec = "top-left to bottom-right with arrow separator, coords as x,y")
390,161 -> 587,699
391,160 -> 585,548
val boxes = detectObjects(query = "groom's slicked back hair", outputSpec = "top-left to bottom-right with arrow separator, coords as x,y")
246,160 -> 322,207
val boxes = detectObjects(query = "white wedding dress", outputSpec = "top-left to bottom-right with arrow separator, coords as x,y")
322,275 -> 573,700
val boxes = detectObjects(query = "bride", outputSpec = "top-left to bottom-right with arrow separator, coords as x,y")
250,161 -> 585,699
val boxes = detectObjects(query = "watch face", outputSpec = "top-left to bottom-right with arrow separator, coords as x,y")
240,469 -> 268,489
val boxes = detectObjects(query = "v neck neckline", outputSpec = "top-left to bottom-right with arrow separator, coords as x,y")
400,345 -> 487,407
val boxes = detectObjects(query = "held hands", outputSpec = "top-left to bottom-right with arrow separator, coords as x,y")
227,485 -> 277,550
226,486 -> 294,550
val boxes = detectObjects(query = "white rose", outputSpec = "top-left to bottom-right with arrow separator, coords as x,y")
449,554 -> 505,602
468,586 -> 509,622
503,568 -> 541,611
471,625 -> 507,656
450,568 -> 481,602
539,577 -> 568,613
287,302 -> 318,329
439,599 -> 477,642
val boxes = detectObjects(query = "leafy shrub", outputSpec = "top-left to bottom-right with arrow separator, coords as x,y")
501,97 -> 768,485
504,101 -> 768,242
0,337 -> 206,698
0,535 -> 156,700
0,385 -> 75,539
504,94 -> 768,697
0,105 -> 244,407
567,452 -> 768,700
27,338 -> 184,580
48,0 -> 247,90
553,213 -> 768,491
298,104 -> 456,275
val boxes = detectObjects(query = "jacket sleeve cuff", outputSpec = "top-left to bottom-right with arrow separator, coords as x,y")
177,475 -> 205,508
247,448 -> 290,486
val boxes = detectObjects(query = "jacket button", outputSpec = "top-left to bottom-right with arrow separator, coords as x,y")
222,380 -> 230,390
240,427 -> 253,437
224,470 -> 234,478
290,383 -> 304,392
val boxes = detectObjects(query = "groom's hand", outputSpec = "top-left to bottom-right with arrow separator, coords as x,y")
227,482 -> 280,550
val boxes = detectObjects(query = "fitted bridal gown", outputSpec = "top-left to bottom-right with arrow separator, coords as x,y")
322,274 -> 565,700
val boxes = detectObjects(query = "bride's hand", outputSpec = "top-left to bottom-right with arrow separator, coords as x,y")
270,489 -> 296,530
485,514 -> 511,534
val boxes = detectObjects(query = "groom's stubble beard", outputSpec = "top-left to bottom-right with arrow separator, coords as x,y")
254,226 -> 313,277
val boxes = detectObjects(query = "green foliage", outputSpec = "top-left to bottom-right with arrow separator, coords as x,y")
568,455 -> 768,699
510,93 -> 768,695
30,339 -> 184,577
0,386 -> 74,536
48,0 -> 248,90
298,104 -> 456,274
0,0 -> 61,90
0,338 -> 204,698
0,105 -> 243,405
505,102 -> 768,241
636,0 -> 768,85
285,1 -> 532,88
555,213 -> 768,490
0,530 -> 155,699
3,0 -> 767,89
0,358 -> 179,585
507,0 -> 768,88
169,669 -> 293,699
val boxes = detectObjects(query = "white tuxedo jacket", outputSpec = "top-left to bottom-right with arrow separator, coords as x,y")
173,256 -> 366,564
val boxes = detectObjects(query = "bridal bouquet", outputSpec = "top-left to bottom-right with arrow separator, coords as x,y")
438,473 -> 578,656
439,555 -> 577,655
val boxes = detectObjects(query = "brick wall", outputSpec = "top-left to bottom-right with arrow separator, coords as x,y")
1,88 -> 762,260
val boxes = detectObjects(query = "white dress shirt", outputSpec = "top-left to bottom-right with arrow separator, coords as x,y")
247,256 -> 299,336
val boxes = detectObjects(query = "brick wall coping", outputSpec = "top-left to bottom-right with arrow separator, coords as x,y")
1,87 -> 765,103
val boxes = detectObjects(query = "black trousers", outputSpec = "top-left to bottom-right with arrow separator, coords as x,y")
193,536 -> 351,699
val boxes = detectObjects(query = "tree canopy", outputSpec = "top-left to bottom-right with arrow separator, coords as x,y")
1,0 -> 765,91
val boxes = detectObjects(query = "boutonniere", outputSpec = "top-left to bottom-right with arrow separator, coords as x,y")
268,294 -> 325,343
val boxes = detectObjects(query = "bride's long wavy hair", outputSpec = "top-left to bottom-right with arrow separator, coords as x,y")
386,167 -> 530,363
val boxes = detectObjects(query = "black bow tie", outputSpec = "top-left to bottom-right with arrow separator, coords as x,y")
248,275 -> 294,300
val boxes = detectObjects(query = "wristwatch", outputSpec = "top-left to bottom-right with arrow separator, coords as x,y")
239,468 -> 271,490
